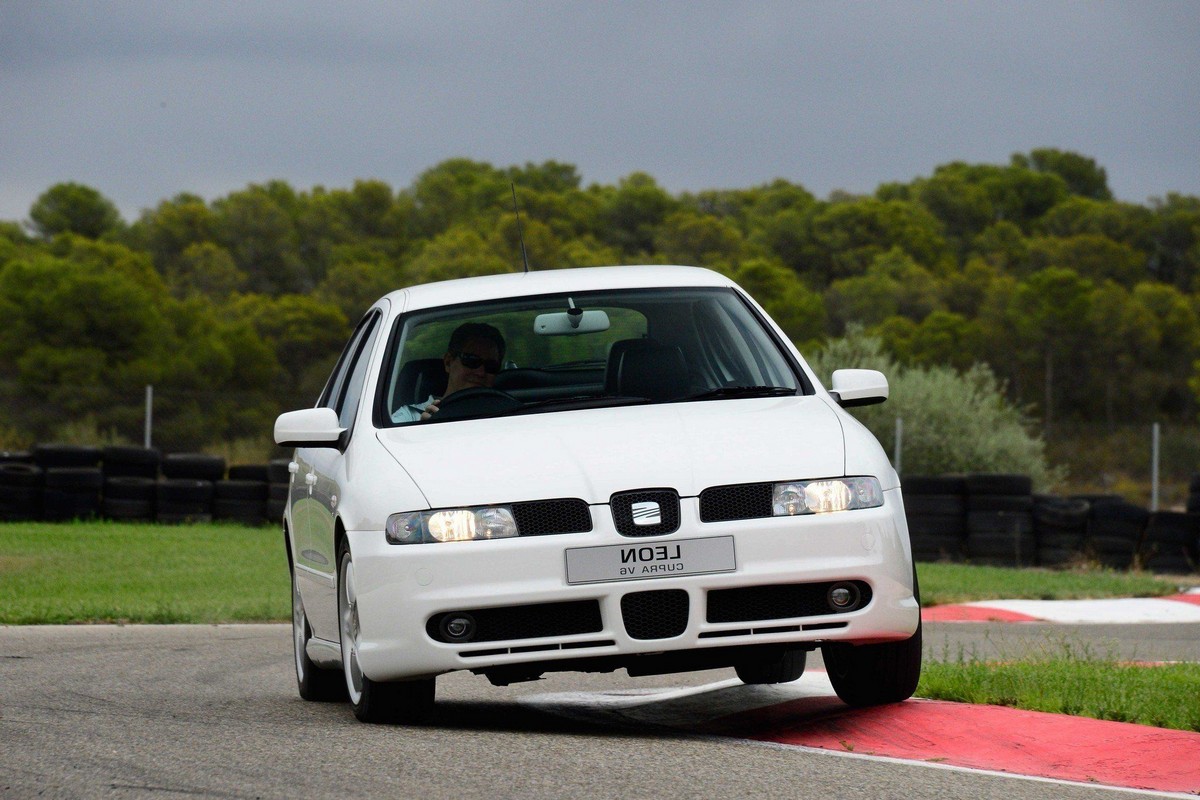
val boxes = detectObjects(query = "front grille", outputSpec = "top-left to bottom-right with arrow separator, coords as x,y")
611,488 -> 681,537
511,498 -> 592,535
426,599 -> 602,643
706,581 -> 873,623
621,589 -> 689,639
700,483 -> 773,522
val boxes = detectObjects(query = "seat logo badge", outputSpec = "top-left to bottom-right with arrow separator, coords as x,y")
631,501 -> 662,526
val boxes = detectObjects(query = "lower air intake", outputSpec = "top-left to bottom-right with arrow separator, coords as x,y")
621,589 -> 689,640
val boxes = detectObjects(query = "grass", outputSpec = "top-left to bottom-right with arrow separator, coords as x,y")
916,561 -> 1193,607
0,520 -> 289,624
918,640 -> 1200,732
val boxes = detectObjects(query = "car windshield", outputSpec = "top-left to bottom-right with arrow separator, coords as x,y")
379,287 -> 805,426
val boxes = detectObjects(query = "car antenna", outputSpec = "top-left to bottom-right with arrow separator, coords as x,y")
510,182 -> 531,273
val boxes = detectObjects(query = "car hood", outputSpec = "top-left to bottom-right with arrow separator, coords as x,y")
375,397 -> 848,508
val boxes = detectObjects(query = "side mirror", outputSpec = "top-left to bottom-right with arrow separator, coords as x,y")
830,369 -> 889,407
274,407 -> 346,449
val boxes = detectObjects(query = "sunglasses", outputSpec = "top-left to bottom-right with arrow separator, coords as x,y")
454,352 -> 502,374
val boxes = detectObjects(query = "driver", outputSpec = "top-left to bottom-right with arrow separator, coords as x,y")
393,322 -> 506,423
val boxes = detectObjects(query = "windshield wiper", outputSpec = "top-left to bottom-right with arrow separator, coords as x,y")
683,386 -> 798,401
502,395 -> 653,414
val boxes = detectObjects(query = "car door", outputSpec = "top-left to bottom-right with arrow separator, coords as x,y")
292,309 -> 383,641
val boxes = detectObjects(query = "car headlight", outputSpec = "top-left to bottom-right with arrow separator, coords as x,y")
386,506 -> 519,544
772,477 -> 883,516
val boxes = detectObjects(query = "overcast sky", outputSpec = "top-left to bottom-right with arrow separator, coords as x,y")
2,1 -> 1198,223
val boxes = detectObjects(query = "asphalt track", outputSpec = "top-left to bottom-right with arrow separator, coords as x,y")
2,595 -> 1198,799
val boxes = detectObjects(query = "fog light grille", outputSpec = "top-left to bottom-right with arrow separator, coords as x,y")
706,581 -> 872,623
426,599 -> 601,643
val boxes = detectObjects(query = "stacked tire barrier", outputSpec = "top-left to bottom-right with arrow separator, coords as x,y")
1140,511 -> 1199,574
0,444 -> 283,526
902,476 -> 966,562
0,452 -> 41,521
1032,495 -> 1090,567
1084,497 -> 1149,570
903,473 -> 1199,574
964,473 -> 1035,567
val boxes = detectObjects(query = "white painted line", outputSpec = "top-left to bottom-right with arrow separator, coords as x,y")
965,597 -> 1200,624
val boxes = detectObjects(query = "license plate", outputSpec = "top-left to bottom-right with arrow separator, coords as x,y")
565,536 -> 736,585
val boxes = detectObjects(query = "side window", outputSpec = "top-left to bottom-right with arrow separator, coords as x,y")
336,313 -> 381,428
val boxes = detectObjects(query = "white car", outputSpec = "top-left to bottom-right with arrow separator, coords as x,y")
275,265 -> 921,723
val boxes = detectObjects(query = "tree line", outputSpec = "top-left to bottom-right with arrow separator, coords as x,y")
1,149 -> 1198,452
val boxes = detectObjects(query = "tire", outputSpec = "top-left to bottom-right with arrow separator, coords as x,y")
338,540 -> 435,723
1139,513 -> 1199,573
1037,546 -> 1081,567
162,453 -> 227,482
904,494 -> 966,516
968,494 -> 1034,513
156,478 -> 214,524
267,483 -> 288,522
229,464 -> 271,482
102,446 -> 161,479
0,462 -> 43,487
1033,496 -> 1090,529
965,473 -> 1032,497
734,647 -> 806,685
268,459 -> 293,484
822,568 -> 921,707
42,467 -> 104,521
0,484 -> 41,521
902,475 -> 966,495
32,443 -> 102,469
292,569 -> 347,702
102,476 -> 156,521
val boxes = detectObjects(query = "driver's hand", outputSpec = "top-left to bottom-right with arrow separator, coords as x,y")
419,400 -> 440,421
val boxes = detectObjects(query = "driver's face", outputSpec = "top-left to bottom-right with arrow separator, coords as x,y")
443,338 -> 501,397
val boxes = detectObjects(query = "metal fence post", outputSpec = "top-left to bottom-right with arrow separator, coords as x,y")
1150,422 -> 1160,512
894,416 -> 903,475
144,385 -> 153,449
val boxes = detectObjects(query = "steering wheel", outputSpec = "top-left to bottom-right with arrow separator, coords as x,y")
432,387 -> 522,421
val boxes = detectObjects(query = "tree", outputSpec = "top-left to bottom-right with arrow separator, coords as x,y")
1012,148 -> 1112,201
599,172 -> 679,257
824,249 -> 941,334
212,184 -> 306,294
653,210 -> 745,269
1007,267 -> 1094,429
227,293 -> 350,406
789,197 -> 952,286
169,242 -> 246,300
29,183 -> 123,240
405,225 -> 511,284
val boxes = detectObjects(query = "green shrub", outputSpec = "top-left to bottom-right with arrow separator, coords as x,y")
807,328 -> 1063,489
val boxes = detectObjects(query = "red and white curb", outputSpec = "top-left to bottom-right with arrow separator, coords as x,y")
922,589 -> 1200,624
522,669 -> 1200,796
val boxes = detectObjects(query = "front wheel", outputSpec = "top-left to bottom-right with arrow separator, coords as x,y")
822,566 -> 922,706
821,622 -> 922,706
337,540 -> 435,724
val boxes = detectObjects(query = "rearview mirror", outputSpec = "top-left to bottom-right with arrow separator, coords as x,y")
534,309 -> 610,335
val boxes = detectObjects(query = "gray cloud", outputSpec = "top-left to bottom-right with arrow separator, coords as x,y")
2,1 -> 1197,222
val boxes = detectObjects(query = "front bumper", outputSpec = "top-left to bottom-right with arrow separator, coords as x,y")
348,489 -> 919,681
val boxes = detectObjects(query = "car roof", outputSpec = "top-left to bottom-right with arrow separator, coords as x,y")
382,265 -> 738,313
